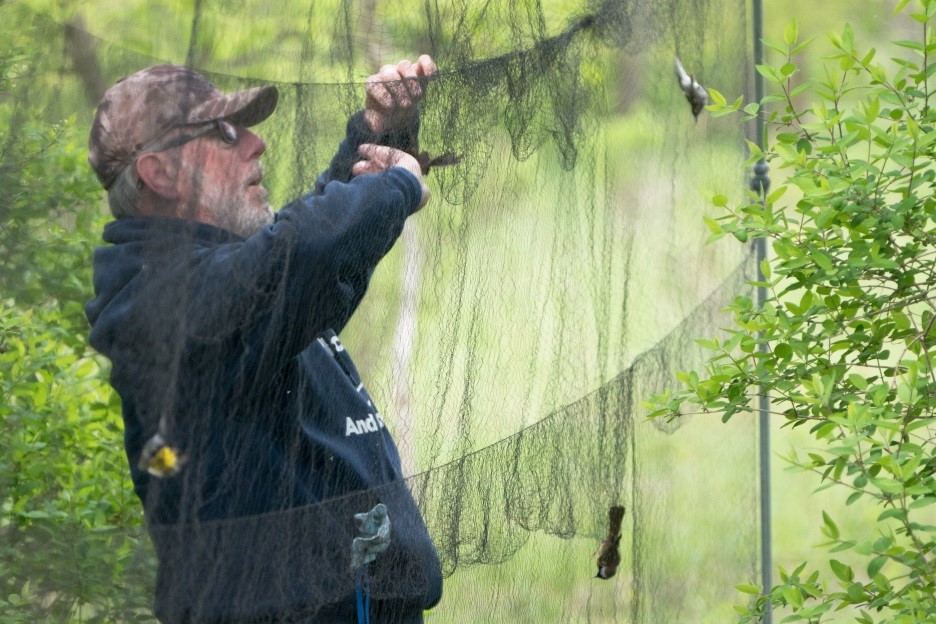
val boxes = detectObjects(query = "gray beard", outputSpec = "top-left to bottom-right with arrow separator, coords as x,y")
184,165 -> 274,238
218,202 -> 274,238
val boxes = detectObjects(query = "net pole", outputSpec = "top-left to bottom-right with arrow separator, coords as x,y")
750,0 -> 773,622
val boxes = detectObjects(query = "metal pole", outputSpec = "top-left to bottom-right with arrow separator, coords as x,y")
750,0 -> 772,622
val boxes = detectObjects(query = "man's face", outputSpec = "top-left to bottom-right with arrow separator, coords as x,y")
175,123 -> 274,238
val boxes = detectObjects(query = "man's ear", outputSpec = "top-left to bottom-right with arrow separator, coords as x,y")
136,152 -> 182,199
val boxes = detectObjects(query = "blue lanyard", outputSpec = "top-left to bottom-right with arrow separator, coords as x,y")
355,569 -> 371,624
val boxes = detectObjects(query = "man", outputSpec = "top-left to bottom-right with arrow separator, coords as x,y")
85,57 -> 443,623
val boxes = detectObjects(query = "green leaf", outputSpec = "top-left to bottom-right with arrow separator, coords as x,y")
864,96 -> 880,123
760,259 -> 771,280
846,491 -> 863,505
830,559 -> 854,582
812,251 -> 834,272
74,358 -> 97,378
848,374 -> 867,390
784,19 -> 798,47
871,477 -> 905,494
846,582 -> 865,602
909,495 -> 936,509
782,585 -> 804,609
906,113 -> 921,140
893,41 -> 924,51
829,540 -> 856,553
867,556 -> 887,579
755,64 -> 782,83
708,87 -> 727,106
815,206 -> 838,228
877,508 -> 907,522
737,583 -> 762,595
893,0 -> 912,14
822,511 -> 840,539
766,185 -> 788,205
841,23 -> 855,52
791,38 -> 816,55
695,337 -> 720,350
763,38 -> 788,56
703,216 -> 722,234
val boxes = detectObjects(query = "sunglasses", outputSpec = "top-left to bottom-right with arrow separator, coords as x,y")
143,119 -> 239,154
121,119 -> 239,190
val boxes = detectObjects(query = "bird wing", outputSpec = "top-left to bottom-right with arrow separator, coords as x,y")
674,57 -> 690,89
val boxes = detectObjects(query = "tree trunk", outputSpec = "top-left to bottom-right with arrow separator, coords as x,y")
64,17 -> 105,106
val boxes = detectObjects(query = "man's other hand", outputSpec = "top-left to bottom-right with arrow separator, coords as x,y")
364,55 -> 436,135
353,144 -> 430,210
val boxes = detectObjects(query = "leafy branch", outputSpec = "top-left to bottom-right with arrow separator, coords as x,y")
648,2 -> 936,622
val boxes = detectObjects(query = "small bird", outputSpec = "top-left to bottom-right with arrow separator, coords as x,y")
595,505 -> 625,580
675,57 -> 709,120
138,431 -> 185,478
412,150 -> 462,175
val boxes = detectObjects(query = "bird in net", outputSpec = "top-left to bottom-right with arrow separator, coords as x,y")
0,0 -> 760,622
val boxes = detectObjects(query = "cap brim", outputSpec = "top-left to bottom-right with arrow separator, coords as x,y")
188,84 -> 279,128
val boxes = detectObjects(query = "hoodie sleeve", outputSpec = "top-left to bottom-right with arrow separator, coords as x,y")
183,166 -> 422,376
313,110 -> 420,190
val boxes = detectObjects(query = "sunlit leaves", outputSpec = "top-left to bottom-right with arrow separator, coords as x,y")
648,10 -> 936,624
0,27 -> 150,620
1,299 -> 154,621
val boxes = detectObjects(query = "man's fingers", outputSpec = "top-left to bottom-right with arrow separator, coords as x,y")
357,143 -> 409,167
363,55 -> 435,132
365,77 -> 393,110
355,143 -> 398,173
358,143 -> 392,158
415,55 -> 436,78
366,78 -> 411,110
398,64 -> 424,101
356,144 -> 421,176
354,144 -> 429,209
367,64 -> 405,108
352,159 -> 378,176
363,109 -> 383,134
367,59 -> 428,110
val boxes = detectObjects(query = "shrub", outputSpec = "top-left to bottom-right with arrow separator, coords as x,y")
649,5 -> 936,623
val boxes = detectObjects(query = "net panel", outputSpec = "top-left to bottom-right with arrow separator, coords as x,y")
2,0 -> 757,621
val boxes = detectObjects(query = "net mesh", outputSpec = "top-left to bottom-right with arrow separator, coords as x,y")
2,0 -> 758,621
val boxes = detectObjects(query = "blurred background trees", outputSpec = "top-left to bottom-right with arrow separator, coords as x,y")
1,6 -> 151,620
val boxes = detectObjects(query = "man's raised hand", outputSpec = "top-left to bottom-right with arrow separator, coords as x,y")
352,144 -> 430,210
364,55 -> 436,134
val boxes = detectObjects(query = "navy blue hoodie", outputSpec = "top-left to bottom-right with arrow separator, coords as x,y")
85,113 -> 443,623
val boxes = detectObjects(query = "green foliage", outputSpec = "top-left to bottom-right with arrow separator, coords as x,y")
0,6 -> 153,622
0,304 -> 155,623
0,5 -> 103,312
649,3 -> 936,623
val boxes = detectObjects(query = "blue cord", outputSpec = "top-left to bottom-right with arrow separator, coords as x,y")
355,570 -> 370,624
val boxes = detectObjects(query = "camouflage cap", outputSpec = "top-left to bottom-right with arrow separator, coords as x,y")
88,64 -> 279,189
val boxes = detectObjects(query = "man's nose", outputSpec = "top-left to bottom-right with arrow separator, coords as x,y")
239,128 -> 266,159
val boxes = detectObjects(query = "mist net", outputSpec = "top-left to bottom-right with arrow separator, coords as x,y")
4,0 -> 759,621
